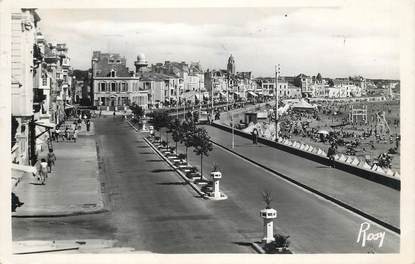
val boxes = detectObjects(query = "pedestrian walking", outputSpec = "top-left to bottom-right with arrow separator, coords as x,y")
113,110 -> 116,119
327,143 -> 336,168
55,127 -> 60,142
86,119 -> 91,131
47,149 -> 57,173
73,128 -> 78,143
39,158 -> 48,184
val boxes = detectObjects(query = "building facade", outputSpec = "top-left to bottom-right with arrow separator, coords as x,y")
92,51 -> 146,110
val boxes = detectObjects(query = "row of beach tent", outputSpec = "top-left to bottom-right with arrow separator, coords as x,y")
279,138 -> 400,178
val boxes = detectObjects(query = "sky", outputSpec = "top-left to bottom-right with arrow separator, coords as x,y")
36,4 -> 400,79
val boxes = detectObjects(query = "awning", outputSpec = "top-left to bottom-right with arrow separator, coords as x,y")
35,120 -> 56,129
248,91 -> 258,97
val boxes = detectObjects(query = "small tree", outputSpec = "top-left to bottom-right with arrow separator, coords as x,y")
192,127 -> 213,180
170,118 -> 182,152
130,103 -> 144,123
262,191 -> 272,209
181,120 -> 196,160
149,110 -> 171,142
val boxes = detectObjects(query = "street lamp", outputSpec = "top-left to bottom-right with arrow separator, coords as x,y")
274,64 -> 280,143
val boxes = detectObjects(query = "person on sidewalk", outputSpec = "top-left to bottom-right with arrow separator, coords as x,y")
86,119 -> 91,132
47,149 -> 57,173
73,128 -> 78,143
11,192 -> 24,212
39,158 -> 48,184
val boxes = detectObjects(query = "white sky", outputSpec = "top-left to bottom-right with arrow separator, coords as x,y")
36,4 -> 400,79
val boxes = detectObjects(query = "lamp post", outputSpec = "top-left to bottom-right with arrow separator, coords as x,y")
176,84 -> 179,120
274,64 -> 280,143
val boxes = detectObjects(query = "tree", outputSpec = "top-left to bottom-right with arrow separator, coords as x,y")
149,110 -> 171,141
192,127 -> 213,180
327,79 -> 334,87
180,120 -> 196,160
170,119 -> 182,152
130,103 -> 144,123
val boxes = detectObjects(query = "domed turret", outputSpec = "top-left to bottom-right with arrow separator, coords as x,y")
135,52 -> 148,73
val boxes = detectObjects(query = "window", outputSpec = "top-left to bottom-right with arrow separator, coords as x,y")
42,76 -> 48,86
100,82 -> 106,92
116,60 -> 121,63
121,83 -> 126,92
125,83 -> 128,91
111,83 -> 116,92
110,70 -> 116,77
109,59 -> 114,64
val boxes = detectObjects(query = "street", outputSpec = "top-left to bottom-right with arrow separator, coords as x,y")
13,117 -> 399,253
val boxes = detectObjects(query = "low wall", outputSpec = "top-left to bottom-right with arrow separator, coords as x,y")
211,122 -> 400,190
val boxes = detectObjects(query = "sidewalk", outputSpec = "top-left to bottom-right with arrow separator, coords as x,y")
203,125 -> 400,229
12,129 -> 104,217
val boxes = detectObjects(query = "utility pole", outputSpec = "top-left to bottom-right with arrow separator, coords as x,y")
274,64 -> 280,143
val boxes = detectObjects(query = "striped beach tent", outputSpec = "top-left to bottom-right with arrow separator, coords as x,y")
361,162 -> 371,170
339,154 -> 347,162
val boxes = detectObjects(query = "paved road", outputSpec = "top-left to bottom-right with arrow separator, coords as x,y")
201,125 -> 400,229
163,127 -> 399,253
13,117 -> 399,253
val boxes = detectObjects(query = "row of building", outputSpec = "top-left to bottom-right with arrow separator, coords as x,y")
11,8 -> 75,166
91,52 -> 383,111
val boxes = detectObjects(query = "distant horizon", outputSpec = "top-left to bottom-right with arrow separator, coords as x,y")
37,5 -> 400,80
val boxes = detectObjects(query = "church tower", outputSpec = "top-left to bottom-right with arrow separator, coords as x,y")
227,54 -> 235,75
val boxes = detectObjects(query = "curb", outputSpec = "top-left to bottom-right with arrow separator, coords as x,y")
143,137 -> 207,198
251,242 -> 266,254
210,140 -> 400,235
12,208 -> 109,218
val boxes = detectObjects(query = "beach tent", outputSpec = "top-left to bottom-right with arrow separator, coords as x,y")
385,168 -> 394,176
371,164 -> 378,171
394,172 -> 400,177
291,100 -> 316,112
339,154 -> 347,162
362,162 -> 371,170
351,157 -> 360,166
304,145 -> 310,151
308,146 -> 314,152
300,144 -> 306,150
375,166 -> 385,174
334,154 -> 340,160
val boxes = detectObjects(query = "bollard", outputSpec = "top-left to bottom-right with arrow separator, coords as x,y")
260,208 -> 277,244
210,171 -> 222,199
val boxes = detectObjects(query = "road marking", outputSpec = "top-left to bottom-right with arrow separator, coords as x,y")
211,140 -> 400,237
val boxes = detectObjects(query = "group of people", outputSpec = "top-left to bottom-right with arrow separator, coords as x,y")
33,149 -> 57,185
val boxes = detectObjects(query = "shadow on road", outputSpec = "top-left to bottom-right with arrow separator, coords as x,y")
156,182 -> 187,185
232,241 -> 252,247
139,152 -> 154,154
136,145 -> 150,149
151,169 -> 175,173
146,159 -> 163,162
